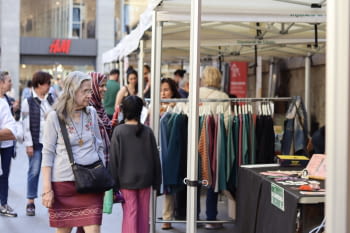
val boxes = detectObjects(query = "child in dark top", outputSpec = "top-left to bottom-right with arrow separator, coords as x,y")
109,95 -> 161,233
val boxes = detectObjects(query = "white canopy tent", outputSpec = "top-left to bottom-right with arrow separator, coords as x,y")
102,1 -> 333,233
102,0 -> 163,63
102,0 -> 326,64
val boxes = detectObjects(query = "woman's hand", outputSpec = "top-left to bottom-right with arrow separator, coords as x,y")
41,190 -> 54,208
26,146 -> 34,157
41,167 -> 53,208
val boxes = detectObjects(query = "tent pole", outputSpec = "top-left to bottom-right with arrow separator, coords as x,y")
187,0 -> 201,233
268,58 -> 274,97
326,1 -> 350,233
138,39 -> 145,98
304,53 -> 311,134
150,10 -> 162,233
256,56 -> 262,97
119,59 -> 124,87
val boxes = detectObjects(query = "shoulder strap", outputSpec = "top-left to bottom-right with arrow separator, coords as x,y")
124,85 -> 130,96
58,117 -> 75,165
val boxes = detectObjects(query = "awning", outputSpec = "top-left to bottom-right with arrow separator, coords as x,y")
102,0 -> 326,63
102,0 -> 163,63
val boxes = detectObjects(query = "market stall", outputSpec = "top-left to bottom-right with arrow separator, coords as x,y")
102,1 -> 330,233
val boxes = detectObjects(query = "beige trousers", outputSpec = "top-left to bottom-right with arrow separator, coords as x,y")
162,194 -> 174,220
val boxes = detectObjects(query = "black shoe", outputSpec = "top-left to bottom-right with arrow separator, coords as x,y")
26,203 -> 35,216
0,204 -> 18,217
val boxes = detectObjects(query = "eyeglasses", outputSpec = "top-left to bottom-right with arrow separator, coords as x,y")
81,89 -> 93,95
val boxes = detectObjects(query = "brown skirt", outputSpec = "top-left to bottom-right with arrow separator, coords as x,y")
49,181 -> 104,228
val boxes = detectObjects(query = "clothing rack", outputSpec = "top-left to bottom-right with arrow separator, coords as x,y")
146,97 -> 294,103
149,96 -> 299,230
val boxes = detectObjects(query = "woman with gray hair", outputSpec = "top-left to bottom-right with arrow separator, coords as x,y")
41,71 -> 105,233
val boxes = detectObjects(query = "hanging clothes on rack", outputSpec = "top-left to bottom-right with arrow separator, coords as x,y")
152,96 -> 296,229
198,109 -> 228,193
255,101 -> 276,164
281,96 -> 309,155
160,111 -> 188,193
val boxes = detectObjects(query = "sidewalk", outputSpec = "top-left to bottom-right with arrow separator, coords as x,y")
0,143 -> 235,233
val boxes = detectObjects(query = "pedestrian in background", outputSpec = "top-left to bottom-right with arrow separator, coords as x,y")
143,65 -> 151,98
0,71 -> 18,217
21,80 -> 33,102
178,75 -> 189,98
109,95 -> 161,233
159,78 -> 188,230
103,69 -> 120,120
0,98 -> 16,141
199,66 -> 230,230
173,69 -> 188,98
113,70 -> 138,125
114,69 -> 138,107
41,71 -> 105,233
0,71 -> 20,120
89,72 -> 112,163
21,71 -> 54,216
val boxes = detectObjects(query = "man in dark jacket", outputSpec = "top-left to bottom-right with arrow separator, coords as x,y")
21,71 -> 54,216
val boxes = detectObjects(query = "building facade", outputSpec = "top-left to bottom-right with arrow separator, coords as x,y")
0,0 -> 148,98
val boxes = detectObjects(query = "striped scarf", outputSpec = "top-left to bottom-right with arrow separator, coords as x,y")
88,72 -> 112,164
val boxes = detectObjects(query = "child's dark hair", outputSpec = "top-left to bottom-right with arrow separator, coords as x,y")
174,69 -> 186,78
121,95 -> 144,136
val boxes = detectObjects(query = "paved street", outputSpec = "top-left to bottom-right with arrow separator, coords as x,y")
0,143 -> 235,233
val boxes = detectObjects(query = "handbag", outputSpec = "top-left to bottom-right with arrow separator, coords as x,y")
58,117 -> 115,194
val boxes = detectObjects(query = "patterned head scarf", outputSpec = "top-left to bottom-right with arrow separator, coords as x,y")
88,72 -> 112,163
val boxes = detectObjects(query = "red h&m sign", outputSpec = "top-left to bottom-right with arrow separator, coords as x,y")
229,61 -> 248,97
49,39 -> 72,54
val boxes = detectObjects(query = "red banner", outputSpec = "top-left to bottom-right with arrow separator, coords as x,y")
229,61 -> 248,97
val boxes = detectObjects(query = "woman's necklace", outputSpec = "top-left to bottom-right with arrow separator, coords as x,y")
70,112 -> 84,147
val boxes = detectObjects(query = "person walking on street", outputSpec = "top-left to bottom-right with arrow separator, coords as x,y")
21,80 -> 33,102
76,71 -> 112,233
21,71 -> 54,216
109,96 -> 161,233
89,72 -> 112,163
0,71 -> 18,217
0,99 -> 16,141
103,69 -> 120,120
0,71 -> 20,120
41,71 -> 105,233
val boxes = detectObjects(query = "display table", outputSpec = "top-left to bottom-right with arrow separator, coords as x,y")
235,164 -> 324,233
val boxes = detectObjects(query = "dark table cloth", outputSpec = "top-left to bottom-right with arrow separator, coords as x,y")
235,165 -> 324,233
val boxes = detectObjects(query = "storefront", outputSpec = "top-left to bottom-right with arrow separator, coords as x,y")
19,37 -> 96,89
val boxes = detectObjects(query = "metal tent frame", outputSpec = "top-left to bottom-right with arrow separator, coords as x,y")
102,1 -> 350,233
147,1 -> 326,233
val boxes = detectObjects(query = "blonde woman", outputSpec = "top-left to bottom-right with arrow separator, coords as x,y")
199,66 -> 230,230
41,71 -> 105,233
